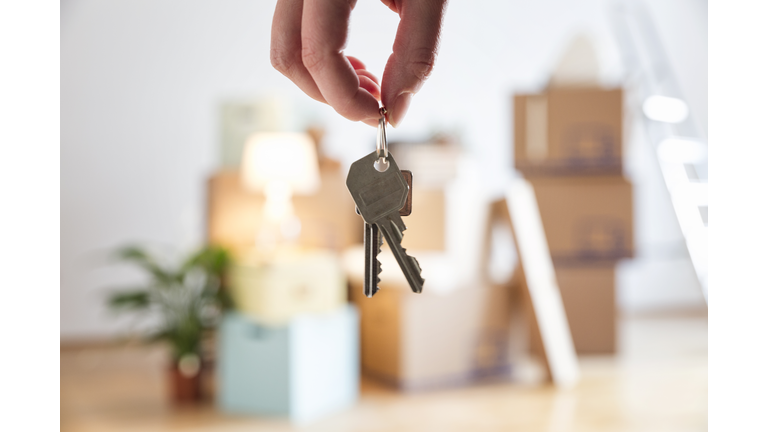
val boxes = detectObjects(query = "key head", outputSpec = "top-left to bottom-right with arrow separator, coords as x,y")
347,151 -> 409,224
400,170 -> 412,217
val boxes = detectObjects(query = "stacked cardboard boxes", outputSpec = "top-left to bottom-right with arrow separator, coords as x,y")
514,86 -> 632,354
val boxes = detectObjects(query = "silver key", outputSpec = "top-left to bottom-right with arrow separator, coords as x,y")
356,206 -> 383,298
364,220 -> 382,297
357,169 -> 412,298
347,151 -> 424,294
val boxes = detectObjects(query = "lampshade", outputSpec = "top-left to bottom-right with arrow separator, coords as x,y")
240,132 -> 321,195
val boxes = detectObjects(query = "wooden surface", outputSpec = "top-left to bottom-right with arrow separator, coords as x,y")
61,313 -> 707,432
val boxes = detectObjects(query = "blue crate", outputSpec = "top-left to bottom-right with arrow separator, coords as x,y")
217,305 -> 359,424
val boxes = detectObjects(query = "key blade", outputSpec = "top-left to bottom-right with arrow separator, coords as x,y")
376,228 -> 382,295
364,223 -> 381,298
390,213 -> 407,238
377,214 -> 424,294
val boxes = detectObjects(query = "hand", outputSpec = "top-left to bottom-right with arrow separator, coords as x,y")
270,0 -> 447,127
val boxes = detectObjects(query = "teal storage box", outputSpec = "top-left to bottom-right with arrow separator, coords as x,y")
217,305 -> 359,424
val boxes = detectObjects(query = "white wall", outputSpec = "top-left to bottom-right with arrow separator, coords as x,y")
61,0 -> 706,340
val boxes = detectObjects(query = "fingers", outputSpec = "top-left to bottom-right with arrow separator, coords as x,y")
346,55 -> 367,71
271,0 -> 326,103
381,0 -> 447,127
301,0 -> 380,123
273,0 -> 437,127
270,0 -> 380,125
355,68 -> 379,85
379,0 -> 398,13
359,74 -> 381,100
351,56 -> 382,100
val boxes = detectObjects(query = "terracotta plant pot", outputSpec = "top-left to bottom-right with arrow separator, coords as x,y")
169,359 -> 202,403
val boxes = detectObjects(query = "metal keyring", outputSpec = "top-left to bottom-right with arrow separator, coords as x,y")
376,107 -> 388,160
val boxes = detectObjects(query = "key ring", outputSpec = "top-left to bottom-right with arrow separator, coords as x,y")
374,107 -> 390,172
376,107 -> 388,159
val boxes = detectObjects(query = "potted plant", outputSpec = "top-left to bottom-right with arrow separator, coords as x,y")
107,244 -> 232,403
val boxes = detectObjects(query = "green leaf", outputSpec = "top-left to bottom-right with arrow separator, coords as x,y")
180,245 -> 231,276
115,245 -> 176,285
108,290 -> 150,310
216,288 -> 235,311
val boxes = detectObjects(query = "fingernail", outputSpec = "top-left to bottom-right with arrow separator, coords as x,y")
388,93 -> 412,128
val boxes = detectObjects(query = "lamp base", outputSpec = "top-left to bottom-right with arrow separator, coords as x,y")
255,180 -> 302,253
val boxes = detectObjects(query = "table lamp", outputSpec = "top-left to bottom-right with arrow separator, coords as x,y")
241,132 -> 320,250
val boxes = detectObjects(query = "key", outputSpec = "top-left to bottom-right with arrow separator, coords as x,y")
357,170 -> 411,298
356,206 -> 383,297
347,151 -> 424,294
363,221 -> 382,297
399,170 -> 413,216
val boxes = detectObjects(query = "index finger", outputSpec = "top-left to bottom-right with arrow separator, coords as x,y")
301,0 -> 380,122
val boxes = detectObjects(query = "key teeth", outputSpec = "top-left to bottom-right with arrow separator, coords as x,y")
410,255 -> 423,274
373,258 -> 381,296
397,225 -> 423,279
400,246 -> 424,276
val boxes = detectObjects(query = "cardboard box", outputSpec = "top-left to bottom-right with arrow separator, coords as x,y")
556,265 -> 616,354
207,168 -> 362,252
514,87 -> 623,176
400,187 -> 446,251
528,176 -> 633,264
229,249 -> 347,325
389,140 -> 462,188
217,306 -> 359,424
530,266 -> 616,355
351,282 -> 512,391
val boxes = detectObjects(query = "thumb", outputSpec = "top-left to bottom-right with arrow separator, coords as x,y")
381,0 -> 447,127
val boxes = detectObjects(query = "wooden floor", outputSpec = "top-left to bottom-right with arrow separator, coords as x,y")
61,313 -> 707,432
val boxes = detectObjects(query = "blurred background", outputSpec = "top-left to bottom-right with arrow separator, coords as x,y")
61,0 -> 708,430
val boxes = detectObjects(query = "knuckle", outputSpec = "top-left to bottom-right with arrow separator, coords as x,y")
270,47 -> 296,76
301,40 -> 327,73
406,47 -> 437,82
